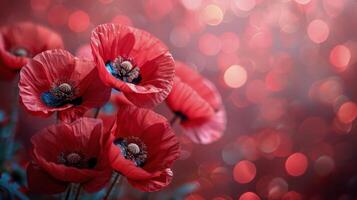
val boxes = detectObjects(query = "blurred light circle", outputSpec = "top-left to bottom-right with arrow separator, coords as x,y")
285,153 -> 308,176
47,5 -> 69,26
31,0 -> 50,11
217,53 -> 240,70
248,30 -> 273,49
170,26 -> 191,47
259,98 -> 286,121
294,0 -> 311,5
186,194 -> 205,200
198,33 -> 221,56
98,0 -> 113,4
112,15 -> 133,26
308,142 -> 334,161
233,160 -> 256,184
256,175 -> 273,197
181,0 -> 202,10
265,70 -> 288,92
68,10 -> 90,33
329,45 -> 351,71
298,117 -> 327,143
201,4 -> 224,26
337,101 -> 357,124
309,77 -> 343,105
220,32 -> 240,53
282,191 -> 303,200
239,192 -> 261,200
246,80 -> 269,104
323,0 -> 346,18
233,0 -> 256,12
333,116 -> 352,134
268,177 -> 288,199
314,155 -> 335,176
144,0 -> 173,21
273,133 -> 293,158
307,19 -> 329,44
237,136 -> 259,161
222,142 -> 242,165
257,129 -> 281,154
76,44 -> 92,60
223,65 -> 247,88
210,167 -> 230,183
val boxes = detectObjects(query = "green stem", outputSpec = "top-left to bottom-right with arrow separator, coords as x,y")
170,114 -> 179,126
94,107 -> 101,118
0,74 -> 19,165
64,184 -> 72,200
103,172 -> 121,200
74,184 -> 82,200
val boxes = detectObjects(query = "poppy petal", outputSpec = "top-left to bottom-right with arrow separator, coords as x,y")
27,162 -> 67,194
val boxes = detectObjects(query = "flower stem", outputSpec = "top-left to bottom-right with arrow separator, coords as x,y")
74,184 -> 82,200
94,107 -> 101,118
170,114 -> 179,126
0,75 -> 19,166
64,184 -> 72,200
103,172 -> 121,200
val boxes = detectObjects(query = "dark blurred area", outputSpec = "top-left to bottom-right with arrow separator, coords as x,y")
0,0 -> 357,199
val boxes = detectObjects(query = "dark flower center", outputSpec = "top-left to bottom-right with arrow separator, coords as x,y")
114,136 -> 147,167
174,111 -> 188,121
10,47 -> 30,57
58,152 -> 97,169
41,83 -> 82,108
105,57 -> 142,84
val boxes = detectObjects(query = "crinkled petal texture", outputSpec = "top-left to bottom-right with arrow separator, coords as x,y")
19,49 -> 111,122
175,61 -> 221,110
0,22 -> 64,70
90,23 -> 175,108
167,62 -> 227,144
29,118 -> 113,193
109,105 -> 180,191
166,77 -> 215,126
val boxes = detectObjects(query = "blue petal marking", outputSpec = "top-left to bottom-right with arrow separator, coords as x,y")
40,92 -> 63,107
105,62 -> 116,76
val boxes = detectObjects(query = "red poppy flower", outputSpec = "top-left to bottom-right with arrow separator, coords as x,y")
108,105 -> 180,191
19,49 -> 111,122
27,118 -> 113,194
90,23 -> 175,108
166,77 -> 215,127
0,22 -> 64,79
166,61 -> 226,144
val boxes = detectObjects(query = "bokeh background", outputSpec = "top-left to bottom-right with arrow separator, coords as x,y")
1,0 -> 357,199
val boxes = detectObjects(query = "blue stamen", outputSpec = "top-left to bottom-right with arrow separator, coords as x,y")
105,62 -> 116,76
41,92 -> 64,107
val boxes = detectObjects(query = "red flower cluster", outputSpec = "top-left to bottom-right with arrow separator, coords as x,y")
13,22 -> 225,197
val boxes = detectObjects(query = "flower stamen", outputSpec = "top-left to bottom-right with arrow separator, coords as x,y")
10,47 -> 30,57
106,57 -> 142,84
115,137 -> 147,167
41,82 -> 82,107
58,152 -> 97,169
